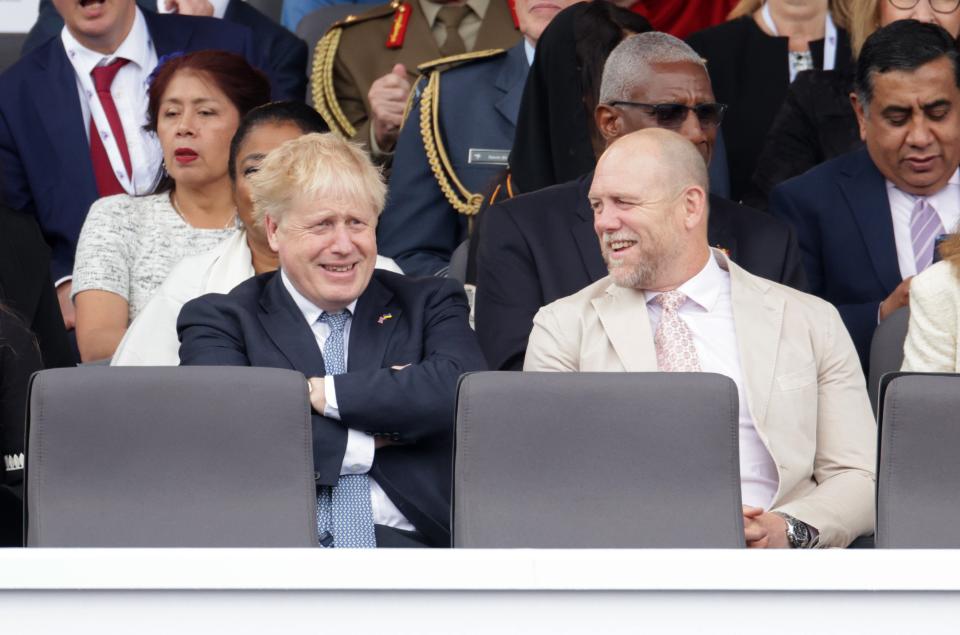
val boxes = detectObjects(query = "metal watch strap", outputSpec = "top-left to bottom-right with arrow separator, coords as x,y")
775,512 -> 812,548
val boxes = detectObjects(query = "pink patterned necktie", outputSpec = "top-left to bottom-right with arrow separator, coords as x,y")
911,197 -> 945,274
653,290 -> 702,372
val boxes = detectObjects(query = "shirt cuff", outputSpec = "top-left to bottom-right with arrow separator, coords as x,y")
323,375 -> 340,420
368,123 -> 395,158
54,275 -> 73,289
341,428 -> 375,475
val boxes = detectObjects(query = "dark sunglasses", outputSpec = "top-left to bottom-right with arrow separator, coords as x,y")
608,101 -> 728,129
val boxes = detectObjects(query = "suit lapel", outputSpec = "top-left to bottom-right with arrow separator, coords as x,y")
837,149 -> 901,291
258,273 -> 327,378
33,43 -> 98,201
706,196 -> 740,262
493,42 -> 528,127
143,10 -> 192,56
399,7 -> 442,71
348,275 -> 402,371
571,172 -> 608,282
728,258 -> 784,432
592,283 -> 658,372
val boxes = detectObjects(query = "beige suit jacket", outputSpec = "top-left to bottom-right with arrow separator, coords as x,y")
524,251 -> 877,548
902,259 -> 960,372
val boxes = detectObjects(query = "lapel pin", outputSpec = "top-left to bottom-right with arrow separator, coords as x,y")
377,313 -> 394,325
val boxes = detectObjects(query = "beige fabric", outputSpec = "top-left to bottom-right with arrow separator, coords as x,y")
524,250 -> 877,548
902,259 -> 960,372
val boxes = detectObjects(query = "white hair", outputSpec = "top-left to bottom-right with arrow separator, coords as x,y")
599,32 -> 706,106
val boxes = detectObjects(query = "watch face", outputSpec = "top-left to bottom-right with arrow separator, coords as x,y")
790,519 -> 810,548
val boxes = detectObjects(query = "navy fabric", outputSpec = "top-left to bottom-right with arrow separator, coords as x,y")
177,269 -> 488,547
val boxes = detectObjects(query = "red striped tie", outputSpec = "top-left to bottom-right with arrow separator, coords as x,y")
89,58 -> 133,196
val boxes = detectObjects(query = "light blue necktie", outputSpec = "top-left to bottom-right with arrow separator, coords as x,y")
315,310 -> 377,548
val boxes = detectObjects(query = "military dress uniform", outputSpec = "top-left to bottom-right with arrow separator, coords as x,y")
311,0 -> 520,152
378,41 -> 528,277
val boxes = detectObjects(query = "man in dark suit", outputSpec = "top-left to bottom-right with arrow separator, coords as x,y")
475,31 -> 806,371
378,0 -> 579,277
770,21 -> 960,367
0,0 -> 265,329
22,0 -> 307,100
178,133 -> 486,548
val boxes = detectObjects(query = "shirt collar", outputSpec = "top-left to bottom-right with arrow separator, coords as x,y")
61,7 -> 153,74
524,38 -> 535,66
644,249 -> 726,312
280,270 -> 358,326
419,0 -> 488,27
156,0 -> 230,19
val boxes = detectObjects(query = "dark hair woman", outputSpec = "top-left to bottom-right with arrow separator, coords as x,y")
71,50 -> 271,362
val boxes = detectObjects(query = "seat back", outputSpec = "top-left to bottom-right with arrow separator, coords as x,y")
447,239 -> 470,285
868,306 -> 909,416
26,366 -> 318,547
876,373 -> 960,548
453,371 -> 745,548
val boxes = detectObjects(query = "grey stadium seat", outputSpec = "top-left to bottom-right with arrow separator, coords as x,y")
868,306 -> 910,417
453,371 -> 745,548
26,366 -> 318,547
876,373 -> 960,548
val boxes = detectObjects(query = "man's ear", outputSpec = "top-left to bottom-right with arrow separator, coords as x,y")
682,186 -> 708,230
850,92 -> 868,142
265,214 -> 281,253
595,104 -> 622,142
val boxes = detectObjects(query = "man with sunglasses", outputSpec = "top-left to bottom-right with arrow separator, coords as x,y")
475,31 -> 806,371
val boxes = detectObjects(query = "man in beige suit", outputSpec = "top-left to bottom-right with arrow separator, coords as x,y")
525,128 -> 876,548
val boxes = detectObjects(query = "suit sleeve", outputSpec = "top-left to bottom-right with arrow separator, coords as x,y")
475,202 -> 542,370
177,294 -> 349,485
523,304 -> 580,372
772,302 -> 876,548
333,279 -> 487,441
770,181 -> 878,365
378,81 -> 462,277
780,224 -> 809,292
902,267 -> 957,372
266,29 -> 308,102
332,51 -> 375,154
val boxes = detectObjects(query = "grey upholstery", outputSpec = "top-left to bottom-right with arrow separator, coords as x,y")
868,306 -> 909,416
453,371 -> 745,548
876,373 -> 960,548
447,239 -> 469,284
298,3 -> 357,107
244,0 -> 282,23
26,366 -> 318,547
0,33 -> 26,74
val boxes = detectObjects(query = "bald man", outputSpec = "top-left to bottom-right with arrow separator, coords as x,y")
525,129 -> 876,549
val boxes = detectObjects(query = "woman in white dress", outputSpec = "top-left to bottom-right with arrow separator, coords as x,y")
73,50 -> 271,362
902,233 -> 960,372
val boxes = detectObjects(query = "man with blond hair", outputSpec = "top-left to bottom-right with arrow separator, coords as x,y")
178,133 -> 487,548
525,128 -> 876,548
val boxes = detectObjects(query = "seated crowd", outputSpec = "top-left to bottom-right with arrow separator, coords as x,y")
0,0 -> 958,549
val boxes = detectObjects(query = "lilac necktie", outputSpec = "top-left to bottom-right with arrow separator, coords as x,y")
911,197 -> 945,274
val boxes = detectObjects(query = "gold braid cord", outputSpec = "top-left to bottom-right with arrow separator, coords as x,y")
310,28 -> 356,138
420,72 -> 483,216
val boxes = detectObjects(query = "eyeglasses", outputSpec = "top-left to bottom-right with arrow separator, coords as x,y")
887,0 -> 960,14
607,101 -> 728,129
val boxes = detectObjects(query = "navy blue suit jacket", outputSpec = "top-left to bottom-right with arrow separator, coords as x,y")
476,172 -> 808,370
769,147 -> 900,368
0,10 -> 263,281
378,42 -> 529,277
177,269 -> 488,547
22,0 -> 305,100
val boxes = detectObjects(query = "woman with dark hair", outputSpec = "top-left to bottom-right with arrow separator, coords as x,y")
902,233 -> 960,372
71,50 -> 271,362
111,102 -> 401,365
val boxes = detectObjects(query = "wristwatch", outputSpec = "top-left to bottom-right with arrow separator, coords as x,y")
774,512 -> 813,548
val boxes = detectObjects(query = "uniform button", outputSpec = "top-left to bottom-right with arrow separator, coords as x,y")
314,471 -> 322,481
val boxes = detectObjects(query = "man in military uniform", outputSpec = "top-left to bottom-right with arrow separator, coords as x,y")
311,0 -> 520,159
376,0 -> 581,276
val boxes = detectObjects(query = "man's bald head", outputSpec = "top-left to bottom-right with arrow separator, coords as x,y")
590,129 -> 711,291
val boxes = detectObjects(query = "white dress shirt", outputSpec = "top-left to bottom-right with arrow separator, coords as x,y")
523,38 -> 535,66
886,169 -> 960,279
61,8 -> 162,198
156,0 -> 231,18
644,253 -> 780,510
280,271 -> 415,531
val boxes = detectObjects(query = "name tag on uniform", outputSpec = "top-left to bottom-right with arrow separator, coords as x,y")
468,148 -> 509,166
